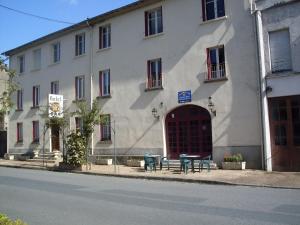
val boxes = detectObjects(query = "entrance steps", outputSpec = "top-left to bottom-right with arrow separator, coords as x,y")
27,152 -> 62,164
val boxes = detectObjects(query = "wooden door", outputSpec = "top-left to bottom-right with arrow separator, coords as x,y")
51,126 -> 60,152
166,105 -> 212,159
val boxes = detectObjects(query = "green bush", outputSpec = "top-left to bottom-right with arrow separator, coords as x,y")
0,213 -> 28,225
66,131 -> 86,166
224,153 -> 243,162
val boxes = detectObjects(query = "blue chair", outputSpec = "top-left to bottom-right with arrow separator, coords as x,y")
160,157 -> 170,170
144,153 -> 156,172
199,155 -> 211,172
179,154 -> 191,174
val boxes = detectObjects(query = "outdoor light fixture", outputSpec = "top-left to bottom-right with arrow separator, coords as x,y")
152,107 -> 160,120
208,96 -> 216,117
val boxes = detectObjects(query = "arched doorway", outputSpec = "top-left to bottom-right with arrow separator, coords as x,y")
165,105 -> 212,159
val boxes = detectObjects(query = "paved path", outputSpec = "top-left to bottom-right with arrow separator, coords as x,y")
1,167 -> 300,225
0,160 -> 300,189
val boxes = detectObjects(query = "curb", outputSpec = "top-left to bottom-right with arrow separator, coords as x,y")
0,164 -> 299,190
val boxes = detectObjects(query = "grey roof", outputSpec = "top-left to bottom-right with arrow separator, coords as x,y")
2,0 -> 160,56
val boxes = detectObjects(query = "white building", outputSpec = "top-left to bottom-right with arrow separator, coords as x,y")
3,0 -> 263,169
254,0 -> 300,171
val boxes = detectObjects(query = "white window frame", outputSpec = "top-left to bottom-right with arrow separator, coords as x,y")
147,7 -> 163,36
17,89 -> 23,110
75,76 -> 85,100
204,0 -> 225,21
33,85 -> 40,107
100,25 -> 111,49
75,33 -> 85,56
148,58 -> 162,89
52,42 -> 61,63
207,46 -> 226,80
100,114 -> 111,141
18,55 -> 25,74
51,81 -> 59,94
100,70 -> 110,97
32,49 -> 41,70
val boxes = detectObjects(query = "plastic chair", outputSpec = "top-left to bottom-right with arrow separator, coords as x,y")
179,154 -> 191,174
160,157 -> 170,170
199,155 -> 211,172
144,153 -> 156,172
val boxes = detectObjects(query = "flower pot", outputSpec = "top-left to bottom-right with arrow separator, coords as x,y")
222,161 -> 246,170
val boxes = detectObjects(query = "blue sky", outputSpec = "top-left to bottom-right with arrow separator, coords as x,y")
0,0 -> 136,56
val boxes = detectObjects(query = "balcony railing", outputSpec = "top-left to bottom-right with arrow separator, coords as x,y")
147,78 -> 162,90
206,63 -> 226,81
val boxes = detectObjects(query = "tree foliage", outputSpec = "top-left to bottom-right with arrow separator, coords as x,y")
65,131 -> 86,166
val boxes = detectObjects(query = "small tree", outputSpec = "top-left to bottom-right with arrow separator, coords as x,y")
65,131 -> 86,166
72,100 -> 101,166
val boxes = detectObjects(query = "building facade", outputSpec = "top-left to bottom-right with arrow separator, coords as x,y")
3,0 -> 263,169
255,0 -> 300,171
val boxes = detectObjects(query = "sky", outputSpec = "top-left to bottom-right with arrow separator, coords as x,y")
0,0 -> 137,56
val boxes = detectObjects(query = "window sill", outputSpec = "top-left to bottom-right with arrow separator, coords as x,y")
97,95 -> 112,99
72,99 -> 86,103
98,140 -> 112,145
266,71 -> 299,79
97,47 -> 111,53
200,16 -> 228,26
145,86 -> 164,92
73,54 -> 86,60
31,106 -> 40,109
144,32 -> 164,40
204,77 -> 228,83
48,61 -> 61,67
16,141 -> 23,145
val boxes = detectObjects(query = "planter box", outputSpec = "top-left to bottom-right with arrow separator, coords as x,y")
95,159 -> 113,165
58,162 -> 89,171
126,160 -> 145,167
222,162 -> 246,170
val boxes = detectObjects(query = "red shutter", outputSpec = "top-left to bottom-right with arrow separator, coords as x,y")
202,0 -> 206,21
206,48 -> 211,80
147,60 -> 151,89
145,11 -> 149,36
99,71 -> 102,96
99,27 -> 103,49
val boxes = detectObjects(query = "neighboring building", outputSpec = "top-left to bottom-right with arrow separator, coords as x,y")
0,68 -> 8,157
254,0 -> 300,171
3,0 -> 263,169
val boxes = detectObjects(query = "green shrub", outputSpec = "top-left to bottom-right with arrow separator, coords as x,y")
0,213 -> 28,225
66,131 -> 86,166
224,153 -> 243,162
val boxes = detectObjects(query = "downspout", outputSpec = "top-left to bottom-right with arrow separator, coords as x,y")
254,10 -> 272,171
86,19 -> 94,156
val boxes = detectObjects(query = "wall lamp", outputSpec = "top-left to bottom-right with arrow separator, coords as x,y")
208,96 -> 216,117
152,107 -> 160,120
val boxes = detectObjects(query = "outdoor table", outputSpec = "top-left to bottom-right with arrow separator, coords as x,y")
184,155 -> 201,173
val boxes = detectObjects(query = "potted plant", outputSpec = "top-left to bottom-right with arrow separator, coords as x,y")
222,153 -> 246,170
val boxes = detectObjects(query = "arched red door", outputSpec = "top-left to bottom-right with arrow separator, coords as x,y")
165,105 -> 212,159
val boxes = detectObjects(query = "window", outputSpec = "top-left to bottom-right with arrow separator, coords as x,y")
269,29 -> 292,73
99,70 -> 110,97
17,123 -> 23,142
52,42 -> 60,63
202,0 -> 225,21
17,89 -> 23,110
75,76 -> 85,100
145,7 -> 163,36
32,85 -> 40,107
33,49 -> 41,70
147,58 -> 162,89
75,33 -> 85,56
32,121 -> 39,143
18,55 -> 25,74
292,98 -> 300,146
51,81 -> 59,94
75,117 -> 83,133
99,25 -> 111,49
100,114 -> 111,141
206,46 -> 226,80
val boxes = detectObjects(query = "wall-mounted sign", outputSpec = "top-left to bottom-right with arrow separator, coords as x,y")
49,94 -> 63,118
178,90 -> 192,103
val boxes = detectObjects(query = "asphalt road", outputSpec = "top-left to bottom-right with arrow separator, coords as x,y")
0,167 -> 300,225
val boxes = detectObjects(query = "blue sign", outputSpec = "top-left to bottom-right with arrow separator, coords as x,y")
178,90 -> 192,103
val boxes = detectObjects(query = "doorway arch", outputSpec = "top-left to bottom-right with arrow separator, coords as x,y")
165,105 -> 212,159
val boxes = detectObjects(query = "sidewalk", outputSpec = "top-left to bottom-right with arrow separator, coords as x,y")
0,159 -> 300,189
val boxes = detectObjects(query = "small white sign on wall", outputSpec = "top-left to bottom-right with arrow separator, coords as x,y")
48,94 -> 63,118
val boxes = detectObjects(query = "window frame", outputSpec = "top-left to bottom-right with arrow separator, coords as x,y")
52,42 -> 61,63
99,24 -> 111,49
75,76 -> 85,100
17,89 -> 23,110
206,45 -> 226,80
32,121 -> 39,143
17,122 -> 23,143
75,33 -> 86,56
202,0 -> 225,21
18,55 -> 25,74
147,58 -> 162,89
99,69 -> 111,97
51,81 -> 59,95
32,85 -> 40,107
100,114 -> 111,141
145,7 -> 163,37
75,117 -> 83,134
32,48 -> 41,70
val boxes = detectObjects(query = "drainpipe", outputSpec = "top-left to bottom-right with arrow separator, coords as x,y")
254,10 -> 272,171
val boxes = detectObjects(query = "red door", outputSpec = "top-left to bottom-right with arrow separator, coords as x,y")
165,105 -> 212,159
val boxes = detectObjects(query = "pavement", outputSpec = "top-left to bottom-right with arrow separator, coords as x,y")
0,159 -> 300,189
